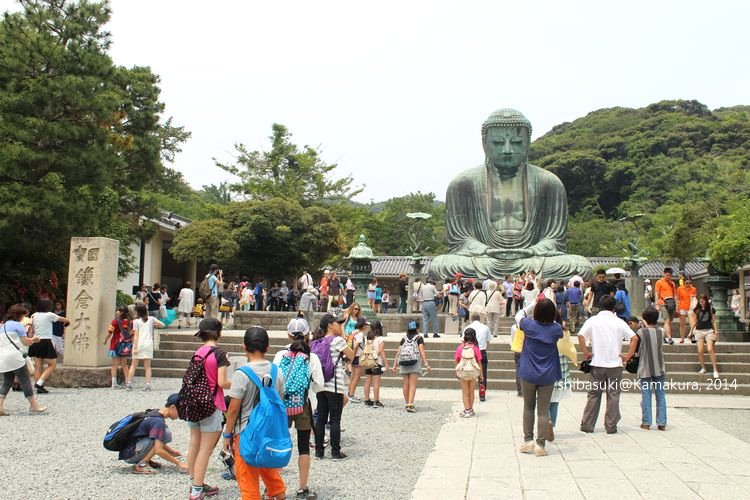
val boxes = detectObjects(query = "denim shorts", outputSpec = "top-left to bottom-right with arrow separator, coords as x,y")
186,408 -> 223,433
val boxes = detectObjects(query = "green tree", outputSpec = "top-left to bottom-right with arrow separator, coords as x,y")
170,219 -> 240,266
363,192 -> 446,255
709,200 -> 750,274
216,123 -> 363,205
0,0 -> 190,302
169,198 -> 344,279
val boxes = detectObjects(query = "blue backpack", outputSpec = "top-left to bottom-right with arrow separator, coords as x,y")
278,352 -> 310,416
237,365 -> 293,469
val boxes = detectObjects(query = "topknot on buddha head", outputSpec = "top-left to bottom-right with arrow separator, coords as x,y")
481,108 -> 532,142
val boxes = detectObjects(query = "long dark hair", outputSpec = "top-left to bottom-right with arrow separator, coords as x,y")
463,328 -> 477,345
368,320 -> 384,341
693,294 -> 711,315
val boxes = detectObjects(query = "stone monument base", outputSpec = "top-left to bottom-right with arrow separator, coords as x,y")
47,366 -> 111,388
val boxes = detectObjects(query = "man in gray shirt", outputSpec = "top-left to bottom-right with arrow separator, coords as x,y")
420,279 -> 440,338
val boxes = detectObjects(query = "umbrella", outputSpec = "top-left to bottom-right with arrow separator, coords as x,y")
606,267 -> 628,275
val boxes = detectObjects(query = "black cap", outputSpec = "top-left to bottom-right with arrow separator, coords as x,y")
320,313 -> 346,332
166,393 -> 180,407
196,317 -> 222,336
355,317 -> 370,329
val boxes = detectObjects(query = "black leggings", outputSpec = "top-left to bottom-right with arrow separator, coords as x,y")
296,429 -> 311,456
1,366 -> 34,398
315,391 -> 344,454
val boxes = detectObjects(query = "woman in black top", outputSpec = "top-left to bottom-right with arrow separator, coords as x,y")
692,295 -> 719,378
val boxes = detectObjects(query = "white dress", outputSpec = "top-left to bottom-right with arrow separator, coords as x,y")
133,317 -> 155,359
177,288 -> 195,315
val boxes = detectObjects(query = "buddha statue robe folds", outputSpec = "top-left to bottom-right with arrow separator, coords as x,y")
430,109 -> 592,280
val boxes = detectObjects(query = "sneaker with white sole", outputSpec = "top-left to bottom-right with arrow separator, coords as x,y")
519,440 -> 534,453
698,368 -> 706,374
142,384 -> 152,392
348,395 -> 362,404
713,370 -> 720,378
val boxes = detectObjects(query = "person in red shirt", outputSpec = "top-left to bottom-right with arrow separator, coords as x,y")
676,276 -> 697,343
654,268 -> 677,344
103,306 -> 130,389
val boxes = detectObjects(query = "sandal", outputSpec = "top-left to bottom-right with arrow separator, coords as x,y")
132,464 -> 157,475
29,406 -> 48,414
0,410 -> 9,417
147,460 -> 162,469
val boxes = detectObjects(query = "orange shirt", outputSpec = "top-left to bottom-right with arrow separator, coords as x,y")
654,277 -> 676,306
676,285 -> 697,311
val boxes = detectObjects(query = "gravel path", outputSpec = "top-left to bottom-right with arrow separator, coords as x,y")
680,407 -> 750,444
0,378 -> 453,499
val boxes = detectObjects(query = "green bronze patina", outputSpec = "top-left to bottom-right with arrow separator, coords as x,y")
430,109 -> 592,280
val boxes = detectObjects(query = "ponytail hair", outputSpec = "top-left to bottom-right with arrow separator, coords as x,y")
289,333 -> 311,355
368,320 -> 384,341
312,326 -> 325,341
463,328 -> 477,345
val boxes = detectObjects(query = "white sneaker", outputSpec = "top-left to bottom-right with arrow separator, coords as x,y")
519,441 -> 534,454
698,368 -> 706,374
142,384 -> 152,392
713,371 -> 719,378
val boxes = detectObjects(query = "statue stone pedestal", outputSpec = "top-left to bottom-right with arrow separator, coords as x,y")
51,237 -> 119,387
706,272 -> 748,341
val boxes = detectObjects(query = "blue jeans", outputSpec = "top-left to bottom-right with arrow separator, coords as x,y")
640,376 -> 667,426
422,300 -> 439,336
549,402 -> 559,426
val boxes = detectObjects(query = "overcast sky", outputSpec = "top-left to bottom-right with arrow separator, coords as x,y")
4,0 -> 750,202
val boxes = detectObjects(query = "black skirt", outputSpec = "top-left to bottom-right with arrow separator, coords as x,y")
28,338 -> 58,359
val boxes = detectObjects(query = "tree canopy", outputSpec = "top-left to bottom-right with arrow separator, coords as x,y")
530,100 -> 750,267
0,0 -> 189,302
216,123 -> 363,205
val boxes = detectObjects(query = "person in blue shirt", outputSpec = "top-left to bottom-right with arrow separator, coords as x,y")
374,285 -> 383,313
565,280 -> 583,334
614,282 -> 631,321
517,298 -> 563,457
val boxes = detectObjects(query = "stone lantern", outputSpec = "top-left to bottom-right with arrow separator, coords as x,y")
345,234 -> 377,318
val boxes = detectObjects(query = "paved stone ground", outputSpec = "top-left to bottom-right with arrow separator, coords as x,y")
412,390 -> 750,500
0,379 -> 452,500
2,371 -> 749,500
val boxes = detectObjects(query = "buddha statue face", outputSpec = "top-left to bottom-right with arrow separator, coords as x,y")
483,126 -> 529,179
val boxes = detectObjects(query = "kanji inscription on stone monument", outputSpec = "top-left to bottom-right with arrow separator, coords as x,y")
65,237 -> 119,367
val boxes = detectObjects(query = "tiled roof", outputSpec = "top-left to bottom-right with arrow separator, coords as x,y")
372,256 -> 433,277
636,260 -> 708,279
371,255 -> 707,280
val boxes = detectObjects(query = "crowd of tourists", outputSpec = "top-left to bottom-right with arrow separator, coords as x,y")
0,262 -> 732,499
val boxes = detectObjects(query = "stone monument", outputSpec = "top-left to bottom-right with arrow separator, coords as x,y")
430,109 -> 592,280
346,234 -> 377,317
54,237 -> 119,386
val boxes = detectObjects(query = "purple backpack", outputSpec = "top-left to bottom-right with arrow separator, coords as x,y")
310,336 -> 338,382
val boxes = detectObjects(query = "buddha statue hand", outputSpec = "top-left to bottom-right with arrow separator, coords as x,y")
486,248 -> 534,260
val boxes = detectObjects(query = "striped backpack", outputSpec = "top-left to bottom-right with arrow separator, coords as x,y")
278,352 -> 310,416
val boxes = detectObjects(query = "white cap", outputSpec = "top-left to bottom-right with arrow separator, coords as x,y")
287,318 -> 310,336
644,279 -> 651,283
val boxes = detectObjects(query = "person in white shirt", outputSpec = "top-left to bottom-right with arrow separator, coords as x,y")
483,281 -> 504,337
462,313 -> 492,401
299,270 -> 314,292
29,298 -> 70,393
482,277 -> 493,291
273,317 -> 324,498
420,280 -> 440,338
577,295 -> 638,434
176,282 -> 195,328
468,282 -> 487,318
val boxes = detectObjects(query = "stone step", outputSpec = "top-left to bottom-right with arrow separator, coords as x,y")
136,367 -> 750,395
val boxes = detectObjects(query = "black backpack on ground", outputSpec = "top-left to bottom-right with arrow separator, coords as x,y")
103,411 -> 158,451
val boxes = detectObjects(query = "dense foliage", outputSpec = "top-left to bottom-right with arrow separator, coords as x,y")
0,0 -> 189,303
530,100 -> 750,269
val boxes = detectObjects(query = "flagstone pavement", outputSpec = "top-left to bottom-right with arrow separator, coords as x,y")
410,389 -> 750,500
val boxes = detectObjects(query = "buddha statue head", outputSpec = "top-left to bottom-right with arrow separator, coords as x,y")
481,109 -> 532,180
